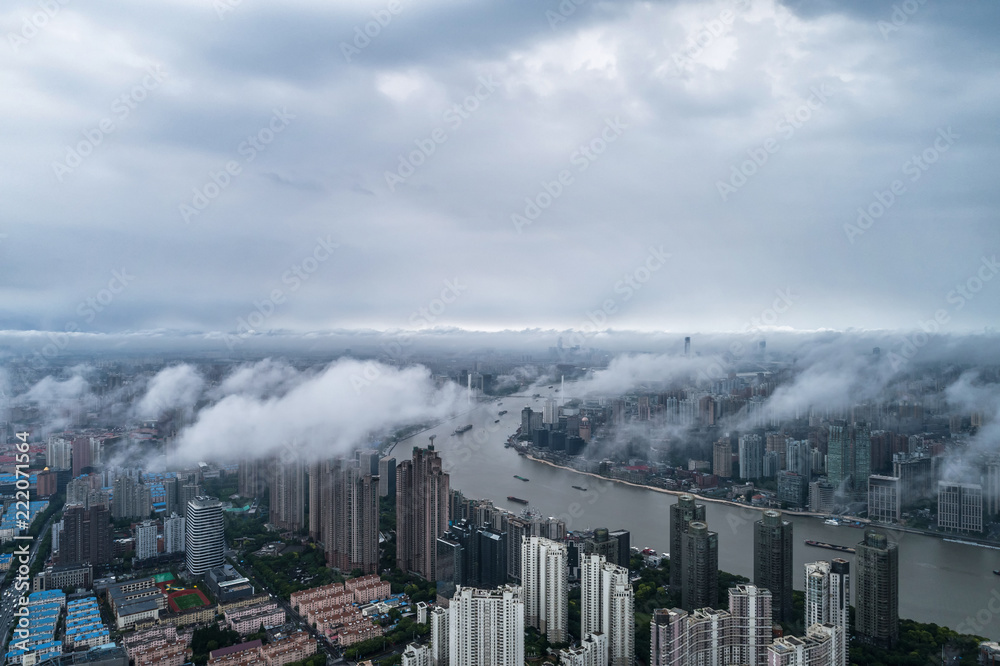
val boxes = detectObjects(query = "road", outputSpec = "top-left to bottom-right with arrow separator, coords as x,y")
0,513 -> 55,652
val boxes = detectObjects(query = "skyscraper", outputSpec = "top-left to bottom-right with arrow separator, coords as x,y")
239,456 -> 266,498
680,522 -> 717,612
134,520 -> 158,561
712,439 -> 732,478
447,586 -> 524,666
379,456 -> 397,499
164,512 -> 185,554
728,584 -> 772,666
47,436 -> 72,470
753,509 -> 793,622
186,496 -> 225,576
71,437 -> 91,477
937,481 -> 984,533
521,536 -> 568,643
827,421 -> 871,502
397,445 -> 450,581
308,461 -> 323,540
582,554 -> 634,666
855,530 -> 898,648
59,504 -> 112,566
804,559 -> 849,666
669,494 -> 705,589
868,475 -> 901,524
321,458 -> 381,574
270,459 -> 306,532
738,435 -> 765,480
112,475 -> 150,520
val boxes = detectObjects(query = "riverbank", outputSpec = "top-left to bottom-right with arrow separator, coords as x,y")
522,453 -> 829,520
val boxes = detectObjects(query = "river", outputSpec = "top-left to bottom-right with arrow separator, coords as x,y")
394,391 -> 1000,640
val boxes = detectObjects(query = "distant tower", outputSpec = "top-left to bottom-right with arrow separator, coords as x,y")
680,522 -> 718,611
684,337 -> 691,357
560,375 -> 565,406
855,530 -> 898,648
753,510 -> 793,622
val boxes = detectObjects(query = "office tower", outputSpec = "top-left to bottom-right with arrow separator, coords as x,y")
728,584 -> 772,666
71,437 -> 92,477
713,440 -> 732,478
477,528 -> 507,588
805,559 -> 849,666
937,481 -> 984,533
808,481 -> 834,514
778,472 -> 808,508
669,494 -> 705,589
522,407 -> 534,436
186,496 -> 225,575
522,536 -> 568,643
134,520 -> 158,560
59,504 -> 112,566
430,606 -> 449,666
448,586 -> 524,666
739,435 -> 764,479
321,459 -> 381,573
164,512 -> 185,553
270,459 -> 306,532
379,456 -> 397,499
582,554 -> 634,666
827,421 -> 871,502
397,445 -> 451,581
239,456 -> 266,497
47,436 -> 72,470
855,530 -> 898,648
112,475 -> 150,519
681,522 -> 718,612
868,476 -> 901,524
786,440 -> 812,478
608,530 -> 631,569
754,510 -> 793,622
584,528 -> 621,565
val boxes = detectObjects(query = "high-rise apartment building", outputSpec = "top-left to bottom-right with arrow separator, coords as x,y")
937,481 -> 984,533
379,456 -> 397,499
855,530 -> 898,648
786,440 -> 812,478
582,554 -> 635,666
681,522 -> 718,612
559,631 -> 607,666
713,440 -> 732,479
522,536 -> 568,643
270,459 -> 306,532
112,475 -> 150,520
739,435 -> 765,480
47,436 -> 72,470
430,606 -> 449,666
669,495 -> 706,589
134,520 -> 158,561
754,510 -> 793,622
320,459 -> 381,574
60,504 -> 112,566
71,437 -> 92,477
397,445 -> 450,581
239,457 -> 266,498
186,496 -> 225,576
164,512 -> 185,554
728,584 -> 772,666
804,559 -> 849,666
767,623 -> 841,665
446,586 -> 524,666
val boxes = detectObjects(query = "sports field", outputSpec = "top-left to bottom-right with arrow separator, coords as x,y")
168,589 -> 210,612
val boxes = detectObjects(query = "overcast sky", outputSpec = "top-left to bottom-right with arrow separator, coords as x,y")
2,0 -> 998,338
